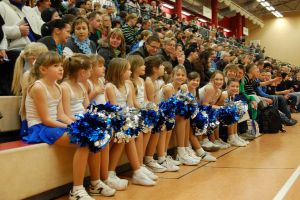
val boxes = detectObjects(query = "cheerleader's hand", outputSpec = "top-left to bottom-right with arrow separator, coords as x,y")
180,84 -> 188,92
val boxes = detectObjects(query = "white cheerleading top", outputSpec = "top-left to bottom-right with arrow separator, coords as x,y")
158,83 -> 174,103
109,83 -> 130,108
88,79 -> 106,105
26,80 -> 60,127
63,82 -> 86,115
135,77 -> 145,105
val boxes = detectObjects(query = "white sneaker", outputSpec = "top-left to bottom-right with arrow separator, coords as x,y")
159,158 -> 180,172
104,171 -> 128,191
214,139 -> 230,149
201,138 -> 220,152
132,169 -> 156,186
237,135 -> 249,145
69,188 -> 95,200
228,136 -> 246,147
145,159 -> 167,173
185,147 -> 201,163
166,155 -> 181,166
201,152 -> 217,162
89,180 -> 116,197
176,152 -> 199,166
141,165 -> 158,180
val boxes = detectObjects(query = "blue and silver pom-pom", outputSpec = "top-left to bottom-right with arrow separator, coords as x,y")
235,100 -> 248,118
201,105 -> 220,134
140,102 -> 159,133
191,108 -> 209,136
170,89 -> 199,119
218,104 -> 240,125
114,107 -> 142,143
160,99 -> 176,131
67,109 -> 112,153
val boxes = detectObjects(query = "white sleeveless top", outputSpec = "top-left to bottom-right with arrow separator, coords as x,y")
63,82 -> 86,116
108,83 -> 130,108
135,77 -> 145,105
26,80 -> 60,127
88,79 -> 106,105
158,83 -> 174,103
198,83 -> 221,105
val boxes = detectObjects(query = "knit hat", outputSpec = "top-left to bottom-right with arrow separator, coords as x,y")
41,7 -> 58,23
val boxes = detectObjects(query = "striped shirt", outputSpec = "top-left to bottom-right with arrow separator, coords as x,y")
244,74 -> 260,95
122,23 -> 137,47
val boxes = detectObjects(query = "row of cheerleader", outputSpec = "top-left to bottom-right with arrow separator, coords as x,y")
20,51 -> 248,200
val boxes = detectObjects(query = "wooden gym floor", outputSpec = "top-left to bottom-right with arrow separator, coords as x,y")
58,114 -> 300,200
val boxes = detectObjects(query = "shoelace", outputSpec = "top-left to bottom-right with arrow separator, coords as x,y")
72,189 -> 90,198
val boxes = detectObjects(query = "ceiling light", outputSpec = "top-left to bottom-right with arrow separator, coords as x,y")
257,0 -> 265,2
198,18 -> 207,22
182,11 -> 191,16
162,3 -> 174,9
268,6 -> 275,11
224,28 -> 231,32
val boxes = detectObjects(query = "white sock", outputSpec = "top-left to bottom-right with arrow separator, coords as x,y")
72,185 -> 84,192
196,148 -> 205,156
158,156 -> 166,164
177,147 -> 186,156
229,134 -> 235,140
144,156 -> 153,163
91,179 -> 100,186
134,168 -> 144,175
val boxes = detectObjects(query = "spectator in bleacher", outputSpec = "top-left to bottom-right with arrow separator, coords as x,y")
122,13 -> 138,52
157,37 -> 179,66
125,0 -> 141,17
38,19 -> 71,55
41,7 -> 61,37
131,30 -> 152,52
140,0 -> 151,19
97,28 -> 126,67
87,11 -> 102,47
85,0 -> 93,13
0,15 -> 7,63
193,50 -> 212,87
33,0 -> 52,17
184,44 -> 199,74
61,0 -> 75,14
130,34 -> 160,58
0,0 -> 44,95
217,51 -> 230,72
137,19 -> 151,35
63,17 -> 97,57
100,14 -> 112,41
75,0 -> 86,9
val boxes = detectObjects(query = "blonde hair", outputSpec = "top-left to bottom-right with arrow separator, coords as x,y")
89,54 -> 105,67
63,53 -> 91,80
106,58 -> 129,88
11,43 -> 48,95
172,64 -> 187,78
137,30 -> 152,41
21,51 -> 62,119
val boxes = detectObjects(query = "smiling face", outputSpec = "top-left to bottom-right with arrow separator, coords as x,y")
173,68 -> 186,85
188,77 -> 200,90
212,73 -> 224,89
227,81 -> 239,96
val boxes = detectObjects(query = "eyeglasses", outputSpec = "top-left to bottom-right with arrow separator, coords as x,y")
147,44 -> 160,50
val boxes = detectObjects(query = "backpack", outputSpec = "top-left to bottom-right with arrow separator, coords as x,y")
258,106 -> 283,133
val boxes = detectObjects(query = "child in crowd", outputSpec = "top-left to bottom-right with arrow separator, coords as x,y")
12,43 -> 48,95
187,72 -> 217,161
61,53 -> 116,197
198,71 -> 230,150
105,58 -> 156,190
21,51 -> 99,200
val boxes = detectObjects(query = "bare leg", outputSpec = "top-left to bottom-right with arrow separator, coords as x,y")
143,132 -> 151,156
145,133 -> 159,157
175,116 -> 187,147
88,152 -> 101,181
135,133 -> 144,164
109,143 -> 125,171
165,130 -> 172,153
157,130 -> 166,157
185,120 -> 190,147
100,144 -> 109,180
125,139 -> 140,170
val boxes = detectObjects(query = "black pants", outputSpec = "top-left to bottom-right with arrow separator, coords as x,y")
0,49 -> 21,96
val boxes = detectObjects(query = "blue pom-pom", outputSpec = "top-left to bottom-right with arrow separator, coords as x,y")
191,106 -> 209,136
218,104 -> 240,125
200,105 -> 220,134
140,102 -> 159,133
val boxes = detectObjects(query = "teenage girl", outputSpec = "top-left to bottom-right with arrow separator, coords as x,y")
21,51 -> 97,200
198,70 -> 230,150
105,58 -> 156,190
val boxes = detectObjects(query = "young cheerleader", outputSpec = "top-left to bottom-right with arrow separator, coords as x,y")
11,43 -> 48,95
105,58 -> 156,190
21,51 -> 100,200
165,65 -> 200,166
127,55 -> 158,180
61,53 -> 116,197
187,72 -> 217,161
220,78 -> 248,147
198,70 -> 230,150
144,55 -> 178,172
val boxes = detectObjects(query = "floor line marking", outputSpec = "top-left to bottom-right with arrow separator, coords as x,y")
273,165 -> 300,200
